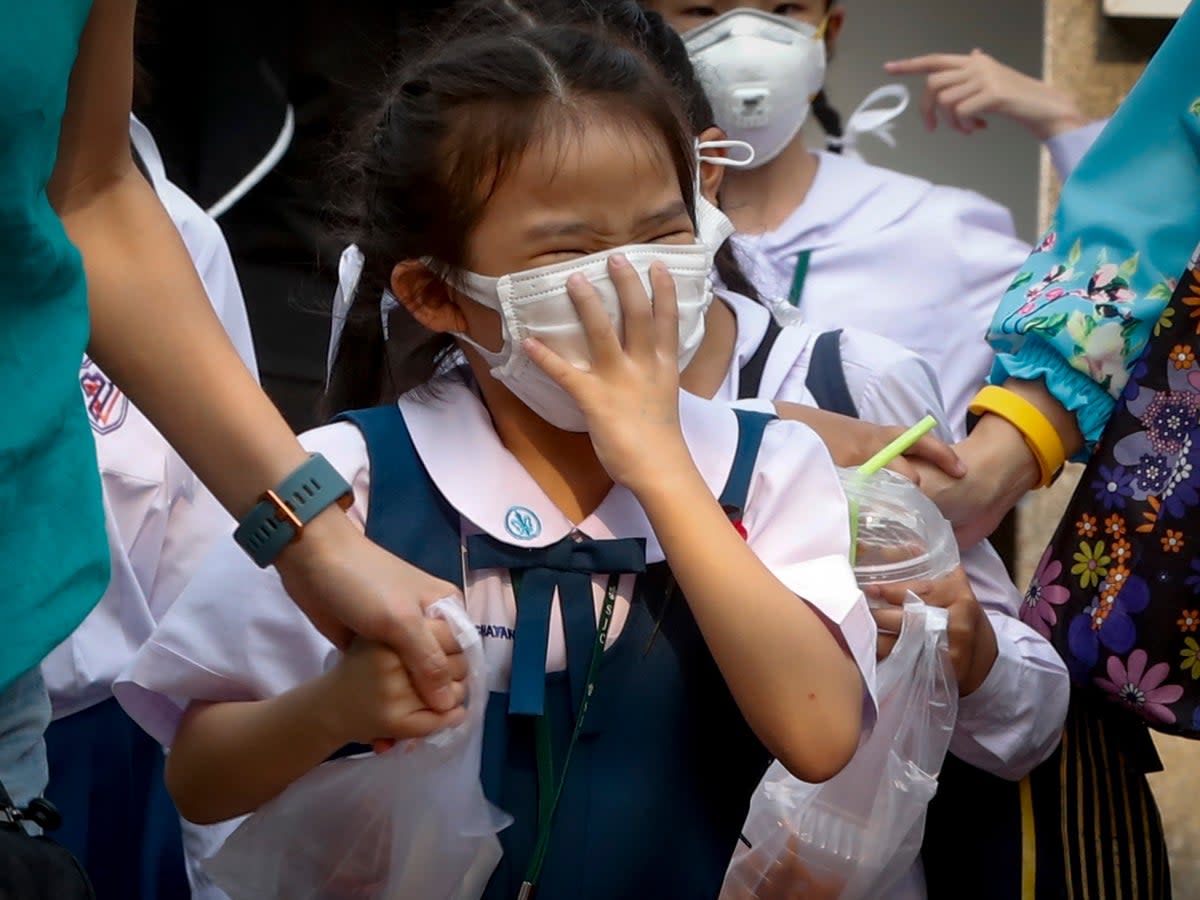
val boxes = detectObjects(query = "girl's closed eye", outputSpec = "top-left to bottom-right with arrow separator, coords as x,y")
646,223 -> 698,245
526,204 -> 696,266
634,203 -> 697,246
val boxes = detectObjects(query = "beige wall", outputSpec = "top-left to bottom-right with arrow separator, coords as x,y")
1038,0 -> 1172,224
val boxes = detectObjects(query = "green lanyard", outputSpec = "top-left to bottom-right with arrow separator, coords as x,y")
787,249 -> 813,310
518,574 -> 621,900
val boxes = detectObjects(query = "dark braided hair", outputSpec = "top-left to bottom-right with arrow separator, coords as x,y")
813,1 -> 846,151
812,89 -> 845,153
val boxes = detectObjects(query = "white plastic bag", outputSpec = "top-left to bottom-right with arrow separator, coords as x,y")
721,595 -> 957,900
205,598 -> 510,900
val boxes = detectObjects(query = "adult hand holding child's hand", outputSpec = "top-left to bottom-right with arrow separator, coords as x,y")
866,566 -> 998,697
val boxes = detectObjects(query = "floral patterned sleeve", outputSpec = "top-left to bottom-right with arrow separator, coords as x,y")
987,3 -> 1200,456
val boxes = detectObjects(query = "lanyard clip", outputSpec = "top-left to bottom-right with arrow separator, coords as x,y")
518,881 -> 535,900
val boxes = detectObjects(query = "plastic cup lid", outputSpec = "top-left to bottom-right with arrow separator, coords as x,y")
837,467 -> 959,587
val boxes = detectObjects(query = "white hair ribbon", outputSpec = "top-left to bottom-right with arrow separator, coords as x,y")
326,244 -> 365,389
827,84 -> 910,159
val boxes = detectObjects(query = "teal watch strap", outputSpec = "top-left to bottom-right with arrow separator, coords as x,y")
234,453 -> 353,568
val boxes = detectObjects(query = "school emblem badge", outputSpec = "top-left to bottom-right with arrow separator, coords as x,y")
505,506 -> 542,540
79,355 -> 128,435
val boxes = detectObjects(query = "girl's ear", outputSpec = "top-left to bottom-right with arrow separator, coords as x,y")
697,125 -> 728,204
823,7 -> 845,58
390,261 -> 468,335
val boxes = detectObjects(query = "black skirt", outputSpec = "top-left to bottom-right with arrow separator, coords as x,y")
923,691 -> 1171,900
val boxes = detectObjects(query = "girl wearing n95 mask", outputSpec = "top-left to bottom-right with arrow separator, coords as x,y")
645,0 -> 1105,441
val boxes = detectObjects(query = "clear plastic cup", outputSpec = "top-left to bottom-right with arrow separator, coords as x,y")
838,468 -> 959,597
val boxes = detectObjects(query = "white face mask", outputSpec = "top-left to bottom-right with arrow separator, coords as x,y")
449,244 -> 714,432
685,9 -> 827,168
693,137 -> 754,251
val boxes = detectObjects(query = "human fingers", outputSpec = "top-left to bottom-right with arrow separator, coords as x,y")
883,53 -> 971,75
936,82 -> 987,133
864,580 -> 922,608
609,253 -> 656,364
427,618 -> 465,654
926,66 -> 974,94
885,455 -> 920,485
649,261 -> 680,365
567,271 -> 624,369
523,335 -> 589,398
380,611 -> 456,713
905,432 -> 967,478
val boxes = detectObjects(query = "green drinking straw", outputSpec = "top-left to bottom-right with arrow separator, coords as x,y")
848,415 -> 939,566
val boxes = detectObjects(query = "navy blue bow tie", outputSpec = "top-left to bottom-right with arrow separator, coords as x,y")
466,532 -> 646,718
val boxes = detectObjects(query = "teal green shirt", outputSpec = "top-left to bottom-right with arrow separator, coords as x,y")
1,0 -> 110,691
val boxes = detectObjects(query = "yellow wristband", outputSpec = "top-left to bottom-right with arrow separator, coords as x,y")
968,385 -> 1066,489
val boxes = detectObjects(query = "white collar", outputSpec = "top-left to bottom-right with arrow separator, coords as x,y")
755,151 -> 934,254
128,114 -> 169,193
398,375 -> 741,564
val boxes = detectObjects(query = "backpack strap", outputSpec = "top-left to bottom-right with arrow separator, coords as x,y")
737,318 -> 783,401
718,409 -> 777,518
804,329 -> 859,419
333,405 -> 464,588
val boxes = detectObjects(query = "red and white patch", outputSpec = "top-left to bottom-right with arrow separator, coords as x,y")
80,356 -> 128,435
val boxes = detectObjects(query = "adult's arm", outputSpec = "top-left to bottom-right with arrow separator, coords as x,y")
48,0 -> 458,713
919,8 -> 1200,542
986,4 -> 1200,455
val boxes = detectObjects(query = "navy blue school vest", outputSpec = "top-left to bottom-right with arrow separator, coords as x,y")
736,319 -> 856,417
336,404 -> 776,900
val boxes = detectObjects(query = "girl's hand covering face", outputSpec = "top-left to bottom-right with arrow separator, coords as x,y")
523,254 -> 693,494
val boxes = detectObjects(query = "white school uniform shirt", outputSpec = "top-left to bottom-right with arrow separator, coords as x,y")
715,291 -> 1070,900
716,289 -> 1070,780
733,124 -> 1103,439
40,116 -> 257,900
115,378 -> 878,759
